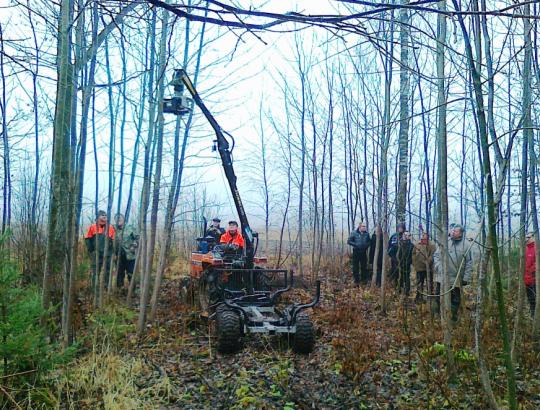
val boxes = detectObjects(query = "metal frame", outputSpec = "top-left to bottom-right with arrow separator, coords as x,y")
220,270 -> 321,335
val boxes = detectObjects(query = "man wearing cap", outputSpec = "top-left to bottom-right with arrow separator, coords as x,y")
388,222 -> 406,285
85,210 -> 116,290
220,220 -> 245,250
205,217 -> 225,244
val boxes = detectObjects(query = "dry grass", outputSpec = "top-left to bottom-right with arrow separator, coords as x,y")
48,304 -> 174,410
53,349 -> 175,409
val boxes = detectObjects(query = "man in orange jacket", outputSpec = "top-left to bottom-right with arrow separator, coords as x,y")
85,210 -> 116,291
220,220 -> 245,250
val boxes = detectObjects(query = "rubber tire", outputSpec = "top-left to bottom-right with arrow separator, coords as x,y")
253,266 -> 270,291
292,313 -> 315,354
198,270 -> 221,312
198,277 -> 211,312
216,308 -> 243,354
181,278 -> 197,306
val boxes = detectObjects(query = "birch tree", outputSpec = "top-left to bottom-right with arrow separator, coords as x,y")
396,0 -> 410,225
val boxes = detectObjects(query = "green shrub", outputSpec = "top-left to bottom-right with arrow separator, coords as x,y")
0,243 -> 50,376
0,235 -> 77,408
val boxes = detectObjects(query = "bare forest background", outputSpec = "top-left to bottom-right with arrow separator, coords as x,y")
1,0 -> 540,409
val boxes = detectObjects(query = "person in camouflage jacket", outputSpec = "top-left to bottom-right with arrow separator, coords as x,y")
114,214 -> 139,289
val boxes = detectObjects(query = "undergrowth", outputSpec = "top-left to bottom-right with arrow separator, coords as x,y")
0,234 -> 76,410
51,304 -> 176,409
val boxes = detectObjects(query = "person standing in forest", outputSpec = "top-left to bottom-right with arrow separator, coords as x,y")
205,217 -> 225,244
524,232 -> 537,316
412,232 -> 436,302
347,222 -> 371,286
433,224 -> 473,322
396,231 -> 414,295
388,222 -> 406,285
114,213 -> 139,290
369,225 -> 385,286
220,220 -> 245,250
85,210 -> 116,290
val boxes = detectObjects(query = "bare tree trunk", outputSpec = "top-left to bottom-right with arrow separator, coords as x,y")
92,90 -> 99,219
309,99 -> 318,274
103,36 -> 117,294
326,76 -> 335,262
128,6 -> 157,306
295,36 -> 307,281
138,6 -> 170,335
529,132 -> 540,337
27,3 -> 40,226
149,116 -> 181,322
521,3 -> 540,337
124,38 -> 148,224
0,24 -> 11,236
117,30 -> 128,217
63,0 -> 96,345
379,12 -> 394,313
474,247 -> 499,409
435,0 -> 455,376
512,7 -> 532,360
396,0 -> 410,225
452,1 -> 517,406
479,0 -> 503,166
528,131 -> 540,336
411,47 -> 431,234
261,116 -> 270,259
149,4 -> 208,321
276,85 -> 292,268
42,0 -> 75,317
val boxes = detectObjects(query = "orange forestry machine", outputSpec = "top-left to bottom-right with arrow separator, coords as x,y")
163,69 -> 320,354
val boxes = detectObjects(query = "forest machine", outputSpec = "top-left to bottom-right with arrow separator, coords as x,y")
163,69 -> 320,354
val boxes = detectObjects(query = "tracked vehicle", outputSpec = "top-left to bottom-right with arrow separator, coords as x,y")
164,69 -> 320,354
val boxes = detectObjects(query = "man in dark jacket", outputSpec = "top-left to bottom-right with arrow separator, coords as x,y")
388,222 -> 406,285
205,217 -> 225,245
348,222 -> 371,286
396,231 -> 414,296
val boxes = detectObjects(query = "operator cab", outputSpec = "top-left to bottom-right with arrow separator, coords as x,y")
196,218 -> 245,266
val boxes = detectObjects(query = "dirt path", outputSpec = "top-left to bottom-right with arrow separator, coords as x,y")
124,275 -> 438,409
115,272 -> 540,409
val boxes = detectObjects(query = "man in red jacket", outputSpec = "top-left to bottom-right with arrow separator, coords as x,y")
220,221 -> 245,250
524,232 -> 537,316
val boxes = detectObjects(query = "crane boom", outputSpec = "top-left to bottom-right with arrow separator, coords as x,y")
164,69 -> 256,268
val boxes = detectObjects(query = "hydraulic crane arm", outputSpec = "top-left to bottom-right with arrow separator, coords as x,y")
164,69 -> 256,267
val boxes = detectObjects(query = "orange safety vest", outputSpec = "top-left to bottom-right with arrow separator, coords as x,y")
220,230 -> 245,249
85,223 -> 116,240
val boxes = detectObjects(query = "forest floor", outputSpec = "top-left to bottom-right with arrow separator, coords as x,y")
58,270 -> 540,410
